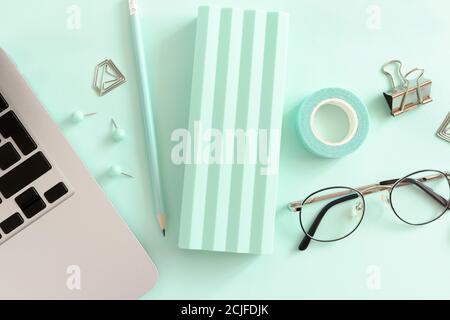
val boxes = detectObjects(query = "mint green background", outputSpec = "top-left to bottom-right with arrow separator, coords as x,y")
1,0 -> 450,299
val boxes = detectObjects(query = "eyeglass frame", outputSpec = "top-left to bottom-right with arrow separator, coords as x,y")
287,169 -> 450,251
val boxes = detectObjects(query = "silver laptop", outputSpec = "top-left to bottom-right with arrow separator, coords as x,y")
0,48 -> 158,299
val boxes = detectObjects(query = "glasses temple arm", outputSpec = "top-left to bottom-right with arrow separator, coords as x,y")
299,193 -> 359,251
380,177 -> 448,207
408,178 -> 448,207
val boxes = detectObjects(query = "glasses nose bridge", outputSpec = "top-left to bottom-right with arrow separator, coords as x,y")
358,184 -> 392,208
359,184 -> 392,196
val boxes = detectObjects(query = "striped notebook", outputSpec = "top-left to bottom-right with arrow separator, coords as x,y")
178,6 -> 289,254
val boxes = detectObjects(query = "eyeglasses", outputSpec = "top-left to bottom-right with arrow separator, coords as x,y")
287,170 -> 450,251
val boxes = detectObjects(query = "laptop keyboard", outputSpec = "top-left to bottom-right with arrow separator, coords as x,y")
0,92 -> 73,245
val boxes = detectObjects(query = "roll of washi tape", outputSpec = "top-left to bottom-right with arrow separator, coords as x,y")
296,88 -> 369,158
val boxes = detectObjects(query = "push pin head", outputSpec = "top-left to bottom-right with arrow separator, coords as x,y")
71,111 -> 97,124
111,119 -> 127,142
108,165 -> 133,178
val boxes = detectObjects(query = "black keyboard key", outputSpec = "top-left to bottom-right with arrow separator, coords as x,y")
0,93 -> 7,112
0,142 -> 20,170
0,111 -> 37,155
15,187 -> 46,219
44,182 -> 68,204
0,213 -> 24,234
0,152 -> 51,199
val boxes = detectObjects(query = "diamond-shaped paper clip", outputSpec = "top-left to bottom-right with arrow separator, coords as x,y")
437,112 -> 450,143
93,59 -> 126,96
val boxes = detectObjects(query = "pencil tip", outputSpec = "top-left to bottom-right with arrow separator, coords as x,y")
162,229 -> 166,237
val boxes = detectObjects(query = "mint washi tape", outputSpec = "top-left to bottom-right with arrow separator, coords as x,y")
296,88 -> 369,158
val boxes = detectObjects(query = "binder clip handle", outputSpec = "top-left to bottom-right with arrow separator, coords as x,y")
382,60 -> 406,89
403,67 -> 425,85
401,67 -> 425,109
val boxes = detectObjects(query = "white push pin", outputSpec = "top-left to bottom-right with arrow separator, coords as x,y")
111,119 -> 127,142
71,111 -> 97,124
108,165 -> 133,178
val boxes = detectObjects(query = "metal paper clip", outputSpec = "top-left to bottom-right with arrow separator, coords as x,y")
437,112 -> 450,143
381,60 -> 432,116
93,59 -> 126,96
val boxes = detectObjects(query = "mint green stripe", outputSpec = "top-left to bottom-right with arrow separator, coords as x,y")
235,11 -> 266,253
179,6 -> 220,249
179,7 -> 210,248
225,11 -> 257,252
211,9 -> 244,251
202,8 -> 234,250
250,12 -> 289,254
258,13 -> 289,253
188,6 -> 220,249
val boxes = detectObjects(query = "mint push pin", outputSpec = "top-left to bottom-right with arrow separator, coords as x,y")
108,165 -> 133,178
71,111 -> 97,124
111,119 -> 126,142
